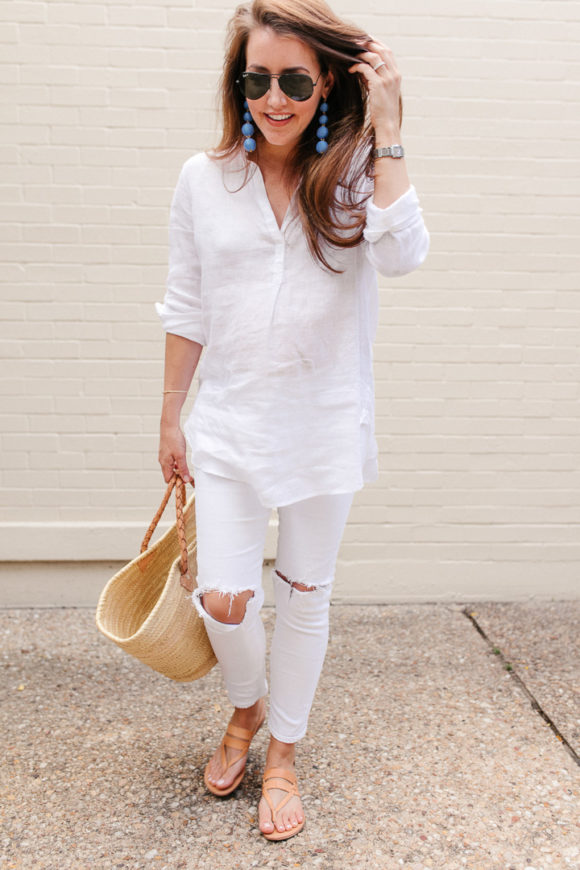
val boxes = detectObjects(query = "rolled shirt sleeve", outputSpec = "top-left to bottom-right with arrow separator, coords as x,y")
155,162 -> 206,345
363,185 -> 430,278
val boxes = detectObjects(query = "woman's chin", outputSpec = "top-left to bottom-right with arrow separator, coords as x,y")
256,129 -> 302,151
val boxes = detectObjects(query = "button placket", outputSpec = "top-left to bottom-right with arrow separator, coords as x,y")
269,237 -> 286,324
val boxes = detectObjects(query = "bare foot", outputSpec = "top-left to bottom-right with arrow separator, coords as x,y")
205,697 -> 266,790
258,740 -> 304,836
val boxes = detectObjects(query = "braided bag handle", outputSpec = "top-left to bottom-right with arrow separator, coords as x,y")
140,474 -> 195,592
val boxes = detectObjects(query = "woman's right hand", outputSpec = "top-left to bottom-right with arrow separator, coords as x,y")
158,423 -> 192,484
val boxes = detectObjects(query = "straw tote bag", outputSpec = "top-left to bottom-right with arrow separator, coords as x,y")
96,474 -> 217,682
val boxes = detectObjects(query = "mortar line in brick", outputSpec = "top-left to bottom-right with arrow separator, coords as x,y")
462,606 -> 579,768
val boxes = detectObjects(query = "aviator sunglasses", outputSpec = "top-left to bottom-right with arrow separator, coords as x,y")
237,70 -> 323,102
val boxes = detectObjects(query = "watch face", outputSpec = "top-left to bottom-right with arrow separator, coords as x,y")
374,145 -> 404,159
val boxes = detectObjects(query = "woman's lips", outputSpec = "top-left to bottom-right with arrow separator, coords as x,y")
264,114 -> 293,127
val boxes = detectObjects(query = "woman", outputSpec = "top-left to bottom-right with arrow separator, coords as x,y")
156,0 -> 428,841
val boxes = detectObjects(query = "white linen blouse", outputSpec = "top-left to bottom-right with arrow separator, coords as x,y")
156,149 -> 429,507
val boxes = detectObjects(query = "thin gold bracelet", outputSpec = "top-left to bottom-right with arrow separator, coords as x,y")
163,389 -> 188,394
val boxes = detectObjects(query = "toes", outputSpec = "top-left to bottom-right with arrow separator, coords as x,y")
284,804 -> 303,830
258,793 -> 303,836
258,799 -> 275,833
215,769 -> 235,788
207,762 -> 223,785
207,753 -> 246,789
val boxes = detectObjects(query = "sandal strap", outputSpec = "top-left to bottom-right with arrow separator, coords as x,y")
263,766 -> 299,786
219,721 -> 261,772
223,733 -> 252,752
227,723 -> 255,740
262,767 -> 300,824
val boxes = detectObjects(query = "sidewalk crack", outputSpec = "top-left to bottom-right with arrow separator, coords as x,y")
462,607 -> 579,768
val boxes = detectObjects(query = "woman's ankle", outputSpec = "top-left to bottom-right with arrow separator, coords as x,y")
233,696 -> 265,725
266,735 -> 296,767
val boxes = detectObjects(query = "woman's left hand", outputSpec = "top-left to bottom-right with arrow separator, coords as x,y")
348,39 -> 402,141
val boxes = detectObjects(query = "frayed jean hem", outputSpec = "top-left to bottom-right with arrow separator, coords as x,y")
267,722 -> 308,744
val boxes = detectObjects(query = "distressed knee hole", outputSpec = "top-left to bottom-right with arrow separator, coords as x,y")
200,589 -> 255,624
274,569 -> 318,593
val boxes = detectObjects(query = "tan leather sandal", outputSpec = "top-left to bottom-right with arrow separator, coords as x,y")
204,715 -> 264,797
260,767 -> 305,841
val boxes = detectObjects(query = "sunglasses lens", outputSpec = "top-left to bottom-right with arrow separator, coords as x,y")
279,74 -> 314,101
241,72 -> 315,101
241,73 -> 269,100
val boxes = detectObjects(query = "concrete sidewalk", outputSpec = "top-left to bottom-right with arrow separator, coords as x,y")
1,601 -> 578,870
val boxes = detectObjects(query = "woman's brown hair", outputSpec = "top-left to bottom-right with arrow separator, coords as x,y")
212,0 -> 402,272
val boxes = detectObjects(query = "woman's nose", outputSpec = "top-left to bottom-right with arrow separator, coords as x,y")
266,77 -> 288,107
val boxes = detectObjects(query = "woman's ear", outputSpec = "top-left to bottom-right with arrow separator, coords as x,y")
322,69 -> 335,99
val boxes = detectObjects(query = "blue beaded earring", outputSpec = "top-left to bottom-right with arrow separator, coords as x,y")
316,100 -> 329,154
242,100 -> 256,152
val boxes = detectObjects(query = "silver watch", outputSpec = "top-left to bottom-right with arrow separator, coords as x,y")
373,145 -> 405,159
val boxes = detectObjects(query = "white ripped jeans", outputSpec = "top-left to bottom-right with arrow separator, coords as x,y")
191,468 -> 354,744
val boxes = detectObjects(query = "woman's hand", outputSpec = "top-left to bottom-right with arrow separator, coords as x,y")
158,334 -> 202,484
348,39 -> 402,143
158,422 -> 192,484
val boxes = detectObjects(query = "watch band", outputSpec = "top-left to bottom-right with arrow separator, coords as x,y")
373,145 -> 405,159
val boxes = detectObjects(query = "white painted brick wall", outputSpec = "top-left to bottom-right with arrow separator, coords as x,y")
1,0 -> 579,601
